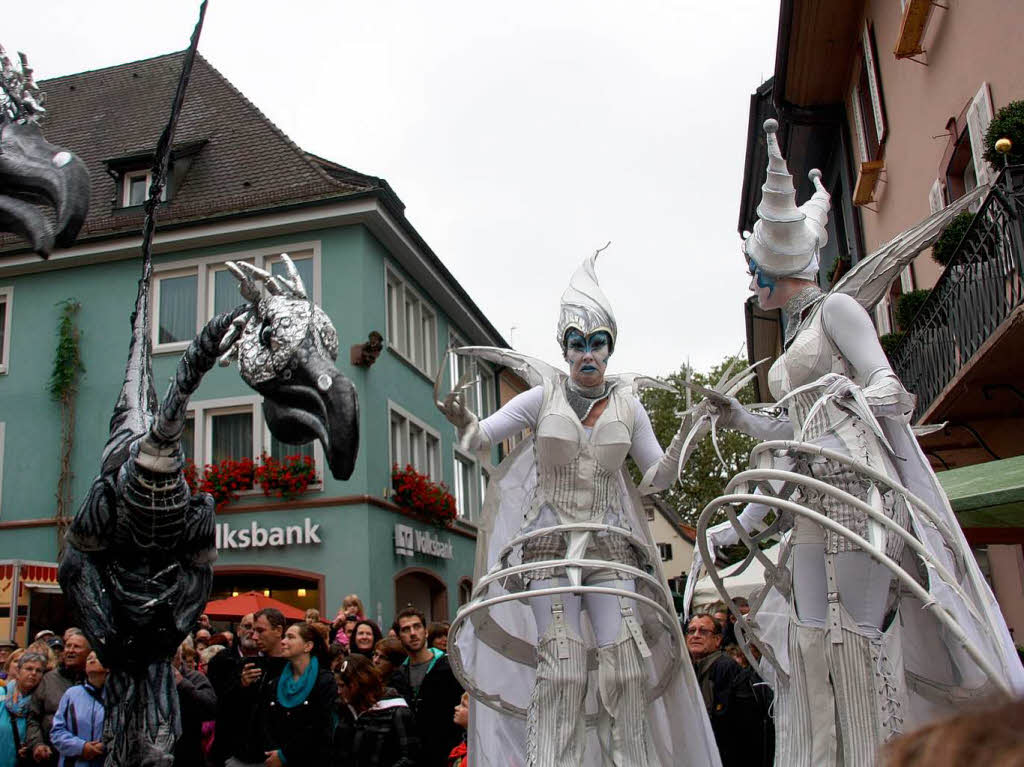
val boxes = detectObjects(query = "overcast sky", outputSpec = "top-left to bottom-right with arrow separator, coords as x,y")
10,0 -> 780,376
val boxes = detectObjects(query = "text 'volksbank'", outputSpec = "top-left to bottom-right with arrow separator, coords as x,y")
216,518 -> 322,550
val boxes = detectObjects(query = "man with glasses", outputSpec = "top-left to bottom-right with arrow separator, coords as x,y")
208,612 -> 261,767
687,613 -> 764,766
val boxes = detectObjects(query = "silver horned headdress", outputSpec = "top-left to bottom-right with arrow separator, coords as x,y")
218,254 -> 339,385
557,248 -> 617,353
743,118 -> 831,278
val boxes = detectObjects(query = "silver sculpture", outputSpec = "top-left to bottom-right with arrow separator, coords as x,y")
0,45 -> 89,256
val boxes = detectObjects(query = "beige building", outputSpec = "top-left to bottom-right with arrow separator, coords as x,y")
642,496 -> 695,596
738,0 -> 1024,639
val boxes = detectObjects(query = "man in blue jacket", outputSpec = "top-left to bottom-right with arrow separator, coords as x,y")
49,651 -> 107,767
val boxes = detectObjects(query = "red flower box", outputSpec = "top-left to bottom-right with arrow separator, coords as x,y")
391,464 -> 457,529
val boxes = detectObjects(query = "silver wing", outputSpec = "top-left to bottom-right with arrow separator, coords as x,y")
833,184 -> 988,310
454,346 -> 564,388
608,373 -> 676,397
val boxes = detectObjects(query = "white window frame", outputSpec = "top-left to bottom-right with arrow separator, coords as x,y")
0,286 -> 13,374
453,446 -> 483,523
657,542 -> 673,562
384,265 -> 438,377
152,241 -> 321,354
447,331 -> 495,420
122,170 -> 167,207
185,394 -> 323,492
850,21 -> 887,164
387,400 -> 442,479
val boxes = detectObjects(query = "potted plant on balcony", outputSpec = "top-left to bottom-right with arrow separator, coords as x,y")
895,288 -> 932,332
256,453 -> 319,500
391,464 -> 457,529
984,100 -> 1024,169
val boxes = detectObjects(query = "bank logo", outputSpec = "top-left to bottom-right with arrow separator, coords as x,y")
395,523 -> 416,556
394,523 -> 453,560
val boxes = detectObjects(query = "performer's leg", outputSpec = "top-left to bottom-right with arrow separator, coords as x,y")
584,580 -> 661,767
825,551 -> 906,764
779,538 -> 837,767
527,579 -> 587,767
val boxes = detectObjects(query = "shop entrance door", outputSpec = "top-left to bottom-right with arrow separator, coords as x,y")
394,569 -> 448,622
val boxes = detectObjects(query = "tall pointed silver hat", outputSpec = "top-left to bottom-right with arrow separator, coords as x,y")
743,118 -> 831,277
556,249 -> 617,353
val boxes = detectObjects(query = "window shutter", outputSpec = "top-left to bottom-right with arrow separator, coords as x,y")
928,178 -> 945,213
863,21 -> 887,146
967,82 -> 995,186
900,266 -> 914,293
876,296 -> 893,334
851,88 -> 869,163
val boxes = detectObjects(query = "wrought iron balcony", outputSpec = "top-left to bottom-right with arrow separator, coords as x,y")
891,166 -> 1024,419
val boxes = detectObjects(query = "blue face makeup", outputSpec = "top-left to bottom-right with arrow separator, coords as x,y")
565,330 -> 612,375
748,259 -> 776,294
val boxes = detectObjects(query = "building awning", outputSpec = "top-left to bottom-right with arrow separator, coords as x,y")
937,455 -> 1024,528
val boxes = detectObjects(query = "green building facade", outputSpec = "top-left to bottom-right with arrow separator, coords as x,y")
0,52 -> 509,640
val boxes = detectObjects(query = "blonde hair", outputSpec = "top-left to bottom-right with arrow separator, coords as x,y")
305,608 -> 321,623
342,594 -> 365,616
26,641 -> 56,671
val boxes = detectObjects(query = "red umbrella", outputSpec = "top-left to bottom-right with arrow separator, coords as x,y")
204,591 -> 305,621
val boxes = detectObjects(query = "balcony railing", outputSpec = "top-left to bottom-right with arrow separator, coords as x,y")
891,166 -> 1024,418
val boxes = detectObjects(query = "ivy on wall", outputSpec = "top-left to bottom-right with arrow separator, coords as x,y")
49,300 -> 84,558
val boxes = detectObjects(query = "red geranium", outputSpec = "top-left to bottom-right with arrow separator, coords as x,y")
391,464 -> 457,529
183,453 -> 318,510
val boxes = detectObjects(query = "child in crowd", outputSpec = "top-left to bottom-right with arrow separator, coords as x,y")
50,651 -> 106,767
448,692 -> 469,767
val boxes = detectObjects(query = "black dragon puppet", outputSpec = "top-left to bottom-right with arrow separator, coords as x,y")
1,21 -> 359,766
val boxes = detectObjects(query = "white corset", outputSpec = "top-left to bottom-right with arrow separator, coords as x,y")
533,378 -> 634,522
768,305 -> 852,401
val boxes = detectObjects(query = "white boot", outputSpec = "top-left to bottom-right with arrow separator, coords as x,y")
527,605 -> 588,767
596,621 -> 660,766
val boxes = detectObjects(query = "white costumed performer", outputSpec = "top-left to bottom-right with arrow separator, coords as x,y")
688,119 -> 1024,766
437,253 -> 721,767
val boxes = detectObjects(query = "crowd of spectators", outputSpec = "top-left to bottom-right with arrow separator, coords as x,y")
0,598 -> 467,767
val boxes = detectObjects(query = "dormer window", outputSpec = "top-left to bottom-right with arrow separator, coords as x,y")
124,170 -> 151,207
104,138 -> 206,211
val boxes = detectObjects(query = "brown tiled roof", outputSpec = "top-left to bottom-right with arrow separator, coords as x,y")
1,51 -> 380,250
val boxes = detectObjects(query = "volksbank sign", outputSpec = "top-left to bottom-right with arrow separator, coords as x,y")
216,518 -> 322,550
394,523 -> 454,560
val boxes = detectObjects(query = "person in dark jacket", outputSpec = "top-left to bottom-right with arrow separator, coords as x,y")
172,642 -> 217,766
224,608 -> 289,766
261,621 -> 337,767
333,654 -> 418,766
25,632 -> 89,766
390,608 -> 463,767
687,613 -> 766,767
207,613 -> 259,766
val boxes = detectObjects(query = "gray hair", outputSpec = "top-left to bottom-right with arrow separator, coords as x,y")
18,652 -> 48,668
688,612 -> 723,635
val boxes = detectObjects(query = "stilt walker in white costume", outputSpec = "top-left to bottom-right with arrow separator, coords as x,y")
436,252 -> 724,766
686,119 -> 1024,766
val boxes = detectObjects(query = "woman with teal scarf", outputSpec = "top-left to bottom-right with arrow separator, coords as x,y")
0,652 -> 46,767
262,622 -> 337,766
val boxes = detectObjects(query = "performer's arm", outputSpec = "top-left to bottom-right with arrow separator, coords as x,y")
821,293 -> 915,420
444,385 -> 543,454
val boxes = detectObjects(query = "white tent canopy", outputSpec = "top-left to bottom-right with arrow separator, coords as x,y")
690,544 -> 780,609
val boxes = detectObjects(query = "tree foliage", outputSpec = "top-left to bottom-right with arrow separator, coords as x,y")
632,354 -> 762,528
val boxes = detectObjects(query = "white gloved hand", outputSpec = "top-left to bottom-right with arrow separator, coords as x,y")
439,390 -> 475,430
